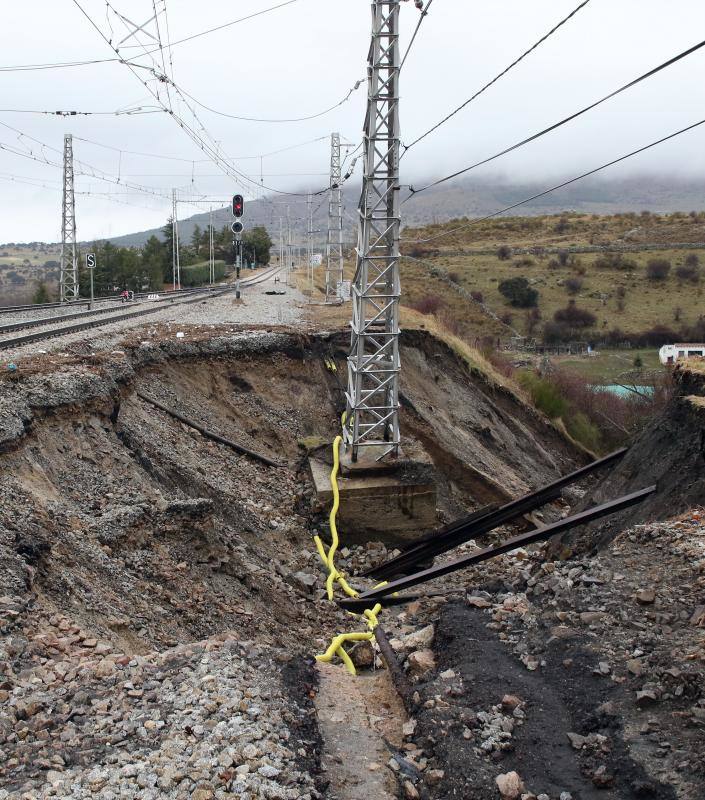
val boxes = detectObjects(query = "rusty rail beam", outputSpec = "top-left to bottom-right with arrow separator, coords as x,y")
341,484 -> 656,606
137,392 -> 284,469
362,448 -> 628,580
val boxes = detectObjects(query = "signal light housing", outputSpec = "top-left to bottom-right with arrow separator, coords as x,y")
232,194 -> 244,218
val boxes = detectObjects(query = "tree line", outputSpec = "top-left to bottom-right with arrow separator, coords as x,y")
33,221 -> 273,302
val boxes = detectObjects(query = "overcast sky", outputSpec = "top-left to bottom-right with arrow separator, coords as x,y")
2,0 -> 705,243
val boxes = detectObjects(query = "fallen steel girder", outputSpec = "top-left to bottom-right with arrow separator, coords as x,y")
339,484 -> 656,606
361,447 -> 628,580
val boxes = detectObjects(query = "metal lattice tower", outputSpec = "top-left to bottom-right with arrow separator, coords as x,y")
59,134 -> 79,303
344,0 -> 402,462
326,132 -> 344,302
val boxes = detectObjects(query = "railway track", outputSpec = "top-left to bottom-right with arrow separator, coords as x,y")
0,284 -> 215,316
0,267 -> 281,351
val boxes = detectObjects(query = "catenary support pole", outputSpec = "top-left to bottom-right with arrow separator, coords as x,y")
209,206 -> 214,284
326,132 -> 344,302
59,134 -> 79,303
171,189 -> 181,290
344,0 -> 402,462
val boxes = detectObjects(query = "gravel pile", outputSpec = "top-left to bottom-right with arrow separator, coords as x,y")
0,279 -> 305,362
0,600 -> 322,800
373,510 -> 705,799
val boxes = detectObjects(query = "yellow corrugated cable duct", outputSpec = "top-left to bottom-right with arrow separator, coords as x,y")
313,411 -> 388,675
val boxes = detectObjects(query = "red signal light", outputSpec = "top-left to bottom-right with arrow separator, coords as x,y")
232,194 -> 244,218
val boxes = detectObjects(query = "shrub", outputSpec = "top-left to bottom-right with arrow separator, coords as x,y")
410,294 -> 445,315
519,372 -> 568,419
513,257 -> 534,268
594,253 -> 638,271
554,217 -> 570,233
646,258 -> 671,281
685,253 -> 700,268
470,290 -> 484,303
675,264 -> 700,283
542,320 -> 569,344
497,245 -> 512,261
547,259 -> 560,270
564,277 -> 583,295
553,300 -> 596,328
498,276 -> 539,308
526,306 -> 542,335
557,250 -> 570,267
447,271 -> 460,284
500,312 -> 514,326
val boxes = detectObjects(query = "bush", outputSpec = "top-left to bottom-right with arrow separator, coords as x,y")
553,300 -> 596,328
410,294 -> 445,315
646,258 -> 671,281
594,253 -> 638,271
519,372 -> 568,419
564,277 -> 583,295
685,253 -> 700,268
180,261 -> 227,287
470,290 -> 484,303
498,276 -> 539,308
497,245 -> 512,261
447,271 -> 460,284
513,257 -> 534,268
557,250 -> 570,267
547,258 -> 560,270
542,320 -> 569,344
675,264 -> 700,283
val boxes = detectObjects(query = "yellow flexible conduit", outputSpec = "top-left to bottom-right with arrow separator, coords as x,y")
314,419 -> 385,675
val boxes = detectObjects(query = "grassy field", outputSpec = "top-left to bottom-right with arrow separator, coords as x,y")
554,348 -> 662,383
400,212 -> 705,339
418,246 -> 704,337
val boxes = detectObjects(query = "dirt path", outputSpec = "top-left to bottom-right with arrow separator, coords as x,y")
315,662 -> 406,800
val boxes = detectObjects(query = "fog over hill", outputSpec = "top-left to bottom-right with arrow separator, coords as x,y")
105,173 -> 705,249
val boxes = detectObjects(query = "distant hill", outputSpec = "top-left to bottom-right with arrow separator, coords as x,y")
105,174 -> 705,249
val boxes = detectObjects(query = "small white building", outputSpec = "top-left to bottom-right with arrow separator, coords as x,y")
659,343 -> 705,365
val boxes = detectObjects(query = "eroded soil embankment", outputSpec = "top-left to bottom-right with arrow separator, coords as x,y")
561,363 -> 705,554
0,328 -> 582,798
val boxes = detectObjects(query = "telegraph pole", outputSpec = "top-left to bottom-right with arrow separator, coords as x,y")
59,134 -> 79,303
171,189 -> 181,290
344,0 -> 402,462
209,206 -> 215,285
326,132 -> 344,302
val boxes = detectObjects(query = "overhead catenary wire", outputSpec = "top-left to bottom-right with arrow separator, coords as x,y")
172,79 -> 364,124
403,0 -> 593,153
406,117 -> 705,244
400,0 -> 435,70
70,0 -> 323,199
404,36 -> 705,199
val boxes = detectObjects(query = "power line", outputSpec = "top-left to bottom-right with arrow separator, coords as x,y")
173,79 -> 364,124
71,0 -> 330,199
403,0 -> 592,153
406,117 -> 705,244
120,0 -> 304,51
0,107 -> 164,116
0,1 -> 305,73
405,36 -> 705,198
400,0 -> 435,70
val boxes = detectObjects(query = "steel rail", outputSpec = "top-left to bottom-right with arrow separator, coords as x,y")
361,448 -> 628,580
0,284 -> 215,315
0,267 -> 282,351
341,485 -> 657,605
